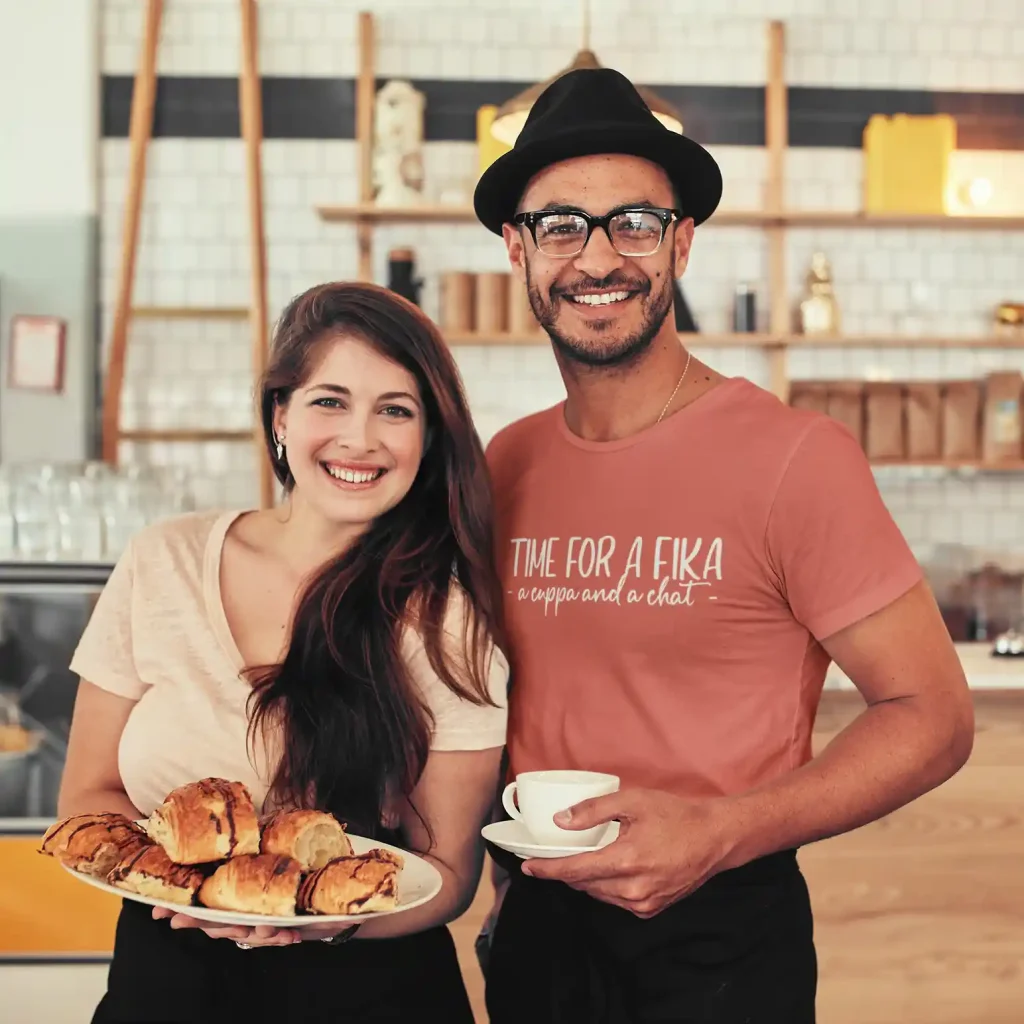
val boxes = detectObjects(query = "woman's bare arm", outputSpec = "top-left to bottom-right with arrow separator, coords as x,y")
353,744 -> 504,940
58,679 -> 141,820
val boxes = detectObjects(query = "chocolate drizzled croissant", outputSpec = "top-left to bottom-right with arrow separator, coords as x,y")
108,843 -> 208,905
39,812 -> 152,878
146,778 -> 260,864
198,853 -> 304,917
297,849 -> 402,916
259,809 -> 353,871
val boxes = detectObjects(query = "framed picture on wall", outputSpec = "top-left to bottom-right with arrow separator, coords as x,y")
7,315 -> 66,393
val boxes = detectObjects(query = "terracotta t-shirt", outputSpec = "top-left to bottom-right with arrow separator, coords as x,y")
69,510 -> 509,816
486,377 -> 923,798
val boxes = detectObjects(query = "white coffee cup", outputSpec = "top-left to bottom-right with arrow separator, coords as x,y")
501,769 -> 620,847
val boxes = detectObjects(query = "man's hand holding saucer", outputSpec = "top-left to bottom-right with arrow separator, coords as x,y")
521,788 -> 741,919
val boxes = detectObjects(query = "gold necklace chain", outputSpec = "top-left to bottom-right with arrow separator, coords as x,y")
656,349 -> 692,424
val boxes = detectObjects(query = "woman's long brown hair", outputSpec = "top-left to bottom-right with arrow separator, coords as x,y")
245,282 -> 505,839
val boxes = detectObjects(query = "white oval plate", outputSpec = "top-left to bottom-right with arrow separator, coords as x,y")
60,833 -> 442,928
482,819 -> 619,859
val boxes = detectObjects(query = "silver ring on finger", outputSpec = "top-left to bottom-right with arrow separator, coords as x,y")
235,941 -> 253,950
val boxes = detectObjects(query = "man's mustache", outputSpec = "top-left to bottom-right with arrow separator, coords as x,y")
552,275 -> 650,298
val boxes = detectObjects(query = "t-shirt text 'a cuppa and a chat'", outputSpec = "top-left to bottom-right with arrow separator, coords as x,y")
507,534 -> 724,615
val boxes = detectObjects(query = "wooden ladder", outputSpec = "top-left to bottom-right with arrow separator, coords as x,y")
100,0 -> 274,509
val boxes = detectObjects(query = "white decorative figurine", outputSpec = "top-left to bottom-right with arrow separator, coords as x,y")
372,80 -> 426,207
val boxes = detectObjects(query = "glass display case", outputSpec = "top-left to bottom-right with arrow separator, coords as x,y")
0,460 -> 195,961
0,561 -> 112,820
0,561 -> 125,960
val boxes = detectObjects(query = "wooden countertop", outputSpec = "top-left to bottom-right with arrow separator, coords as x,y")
803,687 -> 1024,1024
825,642 -> 1024,691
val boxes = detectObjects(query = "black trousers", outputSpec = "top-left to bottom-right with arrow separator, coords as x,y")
92,898 -> 475,1024
484,846 -> 817,1024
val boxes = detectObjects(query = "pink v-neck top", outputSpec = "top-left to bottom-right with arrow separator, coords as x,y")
69,509 -> 509,816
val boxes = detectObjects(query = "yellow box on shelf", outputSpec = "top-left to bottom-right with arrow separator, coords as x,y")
863,113 -> 956,215
477,105 -> 511,178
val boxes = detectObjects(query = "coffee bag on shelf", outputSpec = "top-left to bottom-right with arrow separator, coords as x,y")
788,380 -> 829,415
941,380 -> 982,460
864,381 -> 905,460
982,371 -> 1024,463
825,381 -> 864,447
905,382 -> 942,460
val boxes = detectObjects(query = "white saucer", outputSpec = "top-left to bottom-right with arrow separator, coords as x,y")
481,819 -> 619,859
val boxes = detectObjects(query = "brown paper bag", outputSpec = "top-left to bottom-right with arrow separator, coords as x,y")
826,382 -> 865,447
941,381 -> 982,460
788,381 -> 829,415
905,382 -> 942,460
982,371 -> 1024,462
864,382 -> 905,460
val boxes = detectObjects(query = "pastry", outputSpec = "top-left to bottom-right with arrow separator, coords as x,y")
108,843 -> 207,905
298,849 -> 402,916
146,778 -> 260,864
259,809 -> 353,870
198,853 -> 303,917
39,812 -> 152,878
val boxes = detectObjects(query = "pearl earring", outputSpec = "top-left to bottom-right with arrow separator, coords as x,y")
275,435 -> 284,461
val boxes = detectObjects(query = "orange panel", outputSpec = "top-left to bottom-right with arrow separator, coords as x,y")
0,836 -> 120,954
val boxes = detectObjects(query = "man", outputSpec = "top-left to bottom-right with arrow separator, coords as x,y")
472,67 -> 975,1024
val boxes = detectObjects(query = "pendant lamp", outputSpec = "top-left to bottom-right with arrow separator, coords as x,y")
489,0 -> 684,145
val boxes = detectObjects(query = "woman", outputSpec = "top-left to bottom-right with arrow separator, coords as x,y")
58,282 -> 510,1023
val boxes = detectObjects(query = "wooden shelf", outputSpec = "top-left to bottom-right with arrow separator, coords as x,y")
443,331 -> 1024,349
315,203 -> 1024,233
131,306 -> 251,320
776,211 -> 1024,230
118,428 -> 254,443
443,331 -> 787,347
679,332 -> 784,347
696,333 -> 1024,349
317,203 -> 478,224
784,333 -> 1024,348
444,331 -> 545,346
313,204 -> 775,227
870,459 -> 1024,472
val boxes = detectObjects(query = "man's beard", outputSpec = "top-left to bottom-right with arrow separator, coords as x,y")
525,264 -> 674,369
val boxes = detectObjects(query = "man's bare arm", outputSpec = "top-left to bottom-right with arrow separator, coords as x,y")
720,579 -> 974,866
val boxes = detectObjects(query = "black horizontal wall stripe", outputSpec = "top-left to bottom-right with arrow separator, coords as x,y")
261,78 -> 358,139
101,75 -> 1024,151
102,76 -> 357,138
659,84 -> 766,146
789,86 -> 1024,149
103,76 -> 240,137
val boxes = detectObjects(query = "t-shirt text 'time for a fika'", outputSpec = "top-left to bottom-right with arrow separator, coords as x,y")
485,377 -> 923,799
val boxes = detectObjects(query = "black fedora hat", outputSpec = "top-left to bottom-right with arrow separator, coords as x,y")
473,67 -> 723,236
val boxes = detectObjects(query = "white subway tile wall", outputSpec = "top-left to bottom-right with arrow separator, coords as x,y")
98,0 -> 1024,551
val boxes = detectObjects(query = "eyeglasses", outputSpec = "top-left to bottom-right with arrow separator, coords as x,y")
512,205 -> 681,258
